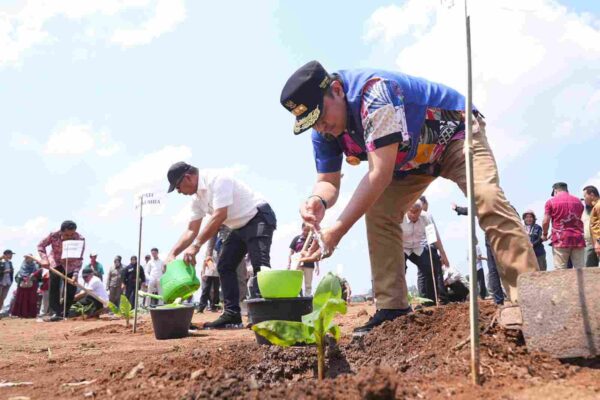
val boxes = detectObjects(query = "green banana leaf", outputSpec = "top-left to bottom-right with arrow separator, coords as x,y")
119,294 -> 133,317
251,320 -> 316,347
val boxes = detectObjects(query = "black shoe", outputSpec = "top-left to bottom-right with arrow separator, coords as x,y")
352,307 -> 412,336
44,313 -> 64,322
203,311 -> 242,329
197,304 -> 206,314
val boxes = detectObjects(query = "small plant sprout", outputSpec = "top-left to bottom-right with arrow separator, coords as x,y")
252,272 -> 347,380
108,295 -> 134,327
71,302 -> 94,319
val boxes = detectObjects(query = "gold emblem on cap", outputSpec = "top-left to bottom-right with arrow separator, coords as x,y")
291,104 -> 307,116
284,100 -> 297,110
294,106 -> 320,133
319,76 -> 331,89
346,156 -> 361,166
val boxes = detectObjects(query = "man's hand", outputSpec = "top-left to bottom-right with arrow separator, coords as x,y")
541,233 -> 548,242
203,256 -> 213,267
300,197 -> 326,230
300,226 -> 343,263
39,259 -> 50,268
595,242 -> 600,257
183,245 -> 200,266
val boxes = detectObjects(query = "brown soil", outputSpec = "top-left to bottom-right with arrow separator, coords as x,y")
0,302 -> 598,399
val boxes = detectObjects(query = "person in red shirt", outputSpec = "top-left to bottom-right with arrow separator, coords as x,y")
542,182 -> 585,269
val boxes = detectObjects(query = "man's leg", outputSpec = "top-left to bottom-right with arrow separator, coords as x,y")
439,118 -> 538,302
198,278 -> 211,311
0,286 -> 9,310
553,247 -> 570,269
537,255 -> 548,271
585,244 -> 599,267
477,269 -> 487,299
408,252 -> 434,302
242,206 -> 276,298
485,243 -> 505,305
65,272 -> 77,313
216,232 -> 246,315
211,277 -> 221,307
302,267 -> 314,296
49,266 -> 64,315
365,175 -> 435,310
570,247 -> 585,269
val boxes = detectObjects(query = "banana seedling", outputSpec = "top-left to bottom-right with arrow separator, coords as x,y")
252,272 -> 347,380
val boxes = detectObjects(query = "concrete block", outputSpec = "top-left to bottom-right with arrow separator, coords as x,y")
518,268 -> 600,359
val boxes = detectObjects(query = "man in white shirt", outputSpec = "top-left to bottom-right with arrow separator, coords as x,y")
70,267 -> 108,317
401,200 -> 448,304
165,162 -> 277,329
145,248 -> 165,306
475,245 -> 488,299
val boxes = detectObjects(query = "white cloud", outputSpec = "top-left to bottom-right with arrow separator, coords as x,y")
44,122 -> 96,155
104,144 -> 192,196
585,171 -> 600,191
364,0 -> 600,163
98,197 -> 125,217
0,0 -> 186,68
111,0 -> 186,47
0,216 -> 50,248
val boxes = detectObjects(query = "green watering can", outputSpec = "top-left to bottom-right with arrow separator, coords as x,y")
159,259 -> 200,304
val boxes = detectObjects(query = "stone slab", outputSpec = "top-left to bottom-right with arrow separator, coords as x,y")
518,268 -> 600,359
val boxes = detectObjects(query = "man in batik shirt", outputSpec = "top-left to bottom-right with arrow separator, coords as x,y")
280,61 -> 537,335
37,220 -> 85,321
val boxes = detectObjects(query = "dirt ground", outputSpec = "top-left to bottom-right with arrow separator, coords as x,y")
1,301 -> 599,399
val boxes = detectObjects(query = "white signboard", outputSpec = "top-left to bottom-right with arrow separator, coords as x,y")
134,190 -> 165,216
62,240 -> 85,259
425,224 -> 438,245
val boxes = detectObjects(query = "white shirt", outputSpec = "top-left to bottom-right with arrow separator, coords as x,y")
401,212 -> 433,257
84,276 -> 109,302
190,169 -> 265,230
147,258 -> 165,280
443,265 -> 467,286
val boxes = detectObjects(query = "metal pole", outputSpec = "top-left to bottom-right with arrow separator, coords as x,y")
133,195 -> 143,333
428,247 -> 440,307
464,0 -> 481,385
63,257 -> 69,319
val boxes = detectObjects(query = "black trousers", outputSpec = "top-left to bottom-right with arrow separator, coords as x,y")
410,246 -> 448,304
199,276 -> 220,308
217,203 -> 276,314
476,268 -> 488,299
49,266 -> 76,317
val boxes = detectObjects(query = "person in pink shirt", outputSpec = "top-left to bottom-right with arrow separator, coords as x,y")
542,182 -> 585,269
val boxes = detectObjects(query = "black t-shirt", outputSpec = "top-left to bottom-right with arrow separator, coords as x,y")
289,235 -> 315,268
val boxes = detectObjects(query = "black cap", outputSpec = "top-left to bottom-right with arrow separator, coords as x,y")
167,161 -> 192,193
280,60 -> 331,135
81,267 -> 94,276
3,249 -> 15,255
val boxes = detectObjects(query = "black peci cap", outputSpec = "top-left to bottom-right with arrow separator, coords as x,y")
167,161 -> 192,193
280,60 -> 331,135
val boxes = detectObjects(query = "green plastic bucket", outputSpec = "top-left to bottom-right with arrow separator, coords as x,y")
257,270 -> 303,299
160,260 -> 200,304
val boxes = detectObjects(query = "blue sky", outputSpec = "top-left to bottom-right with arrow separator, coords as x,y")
1,0 -> 599,295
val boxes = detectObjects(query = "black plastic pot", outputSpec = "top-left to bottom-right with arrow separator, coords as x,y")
246,297 -> 313,345
149,305 -> 195,340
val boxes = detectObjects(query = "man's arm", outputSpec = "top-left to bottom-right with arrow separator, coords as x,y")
301,172 -> 342,228
174,207 -> 229,266
37,233 -> 53,266
542,214 -> 551,241
167,219 -> 203,261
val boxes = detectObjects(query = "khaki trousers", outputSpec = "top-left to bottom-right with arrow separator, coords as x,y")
365,118 -> 538,309
552,247 -> 585,269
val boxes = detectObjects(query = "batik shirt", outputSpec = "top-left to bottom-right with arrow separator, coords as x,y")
37,231 -> 86,274
313,78 -> 479,177
544,192 -> 585,248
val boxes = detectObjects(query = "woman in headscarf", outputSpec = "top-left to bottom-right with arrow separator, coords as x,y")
10,254 -> 41,318
523,210 -> 547,271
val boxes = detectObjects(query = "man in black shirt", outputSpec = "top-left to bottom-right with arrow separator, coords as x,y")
121,256 -> 146,307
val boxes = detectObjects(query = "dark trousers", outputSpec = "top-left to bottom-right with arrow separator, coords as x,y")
199,276 -> 220,308
485,242 -> 505,305
49,266 -> 76,317
217,204 -> 276,314
476,268 -> 487,299
410,246 -> 448,304
125,286 -> 137,308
